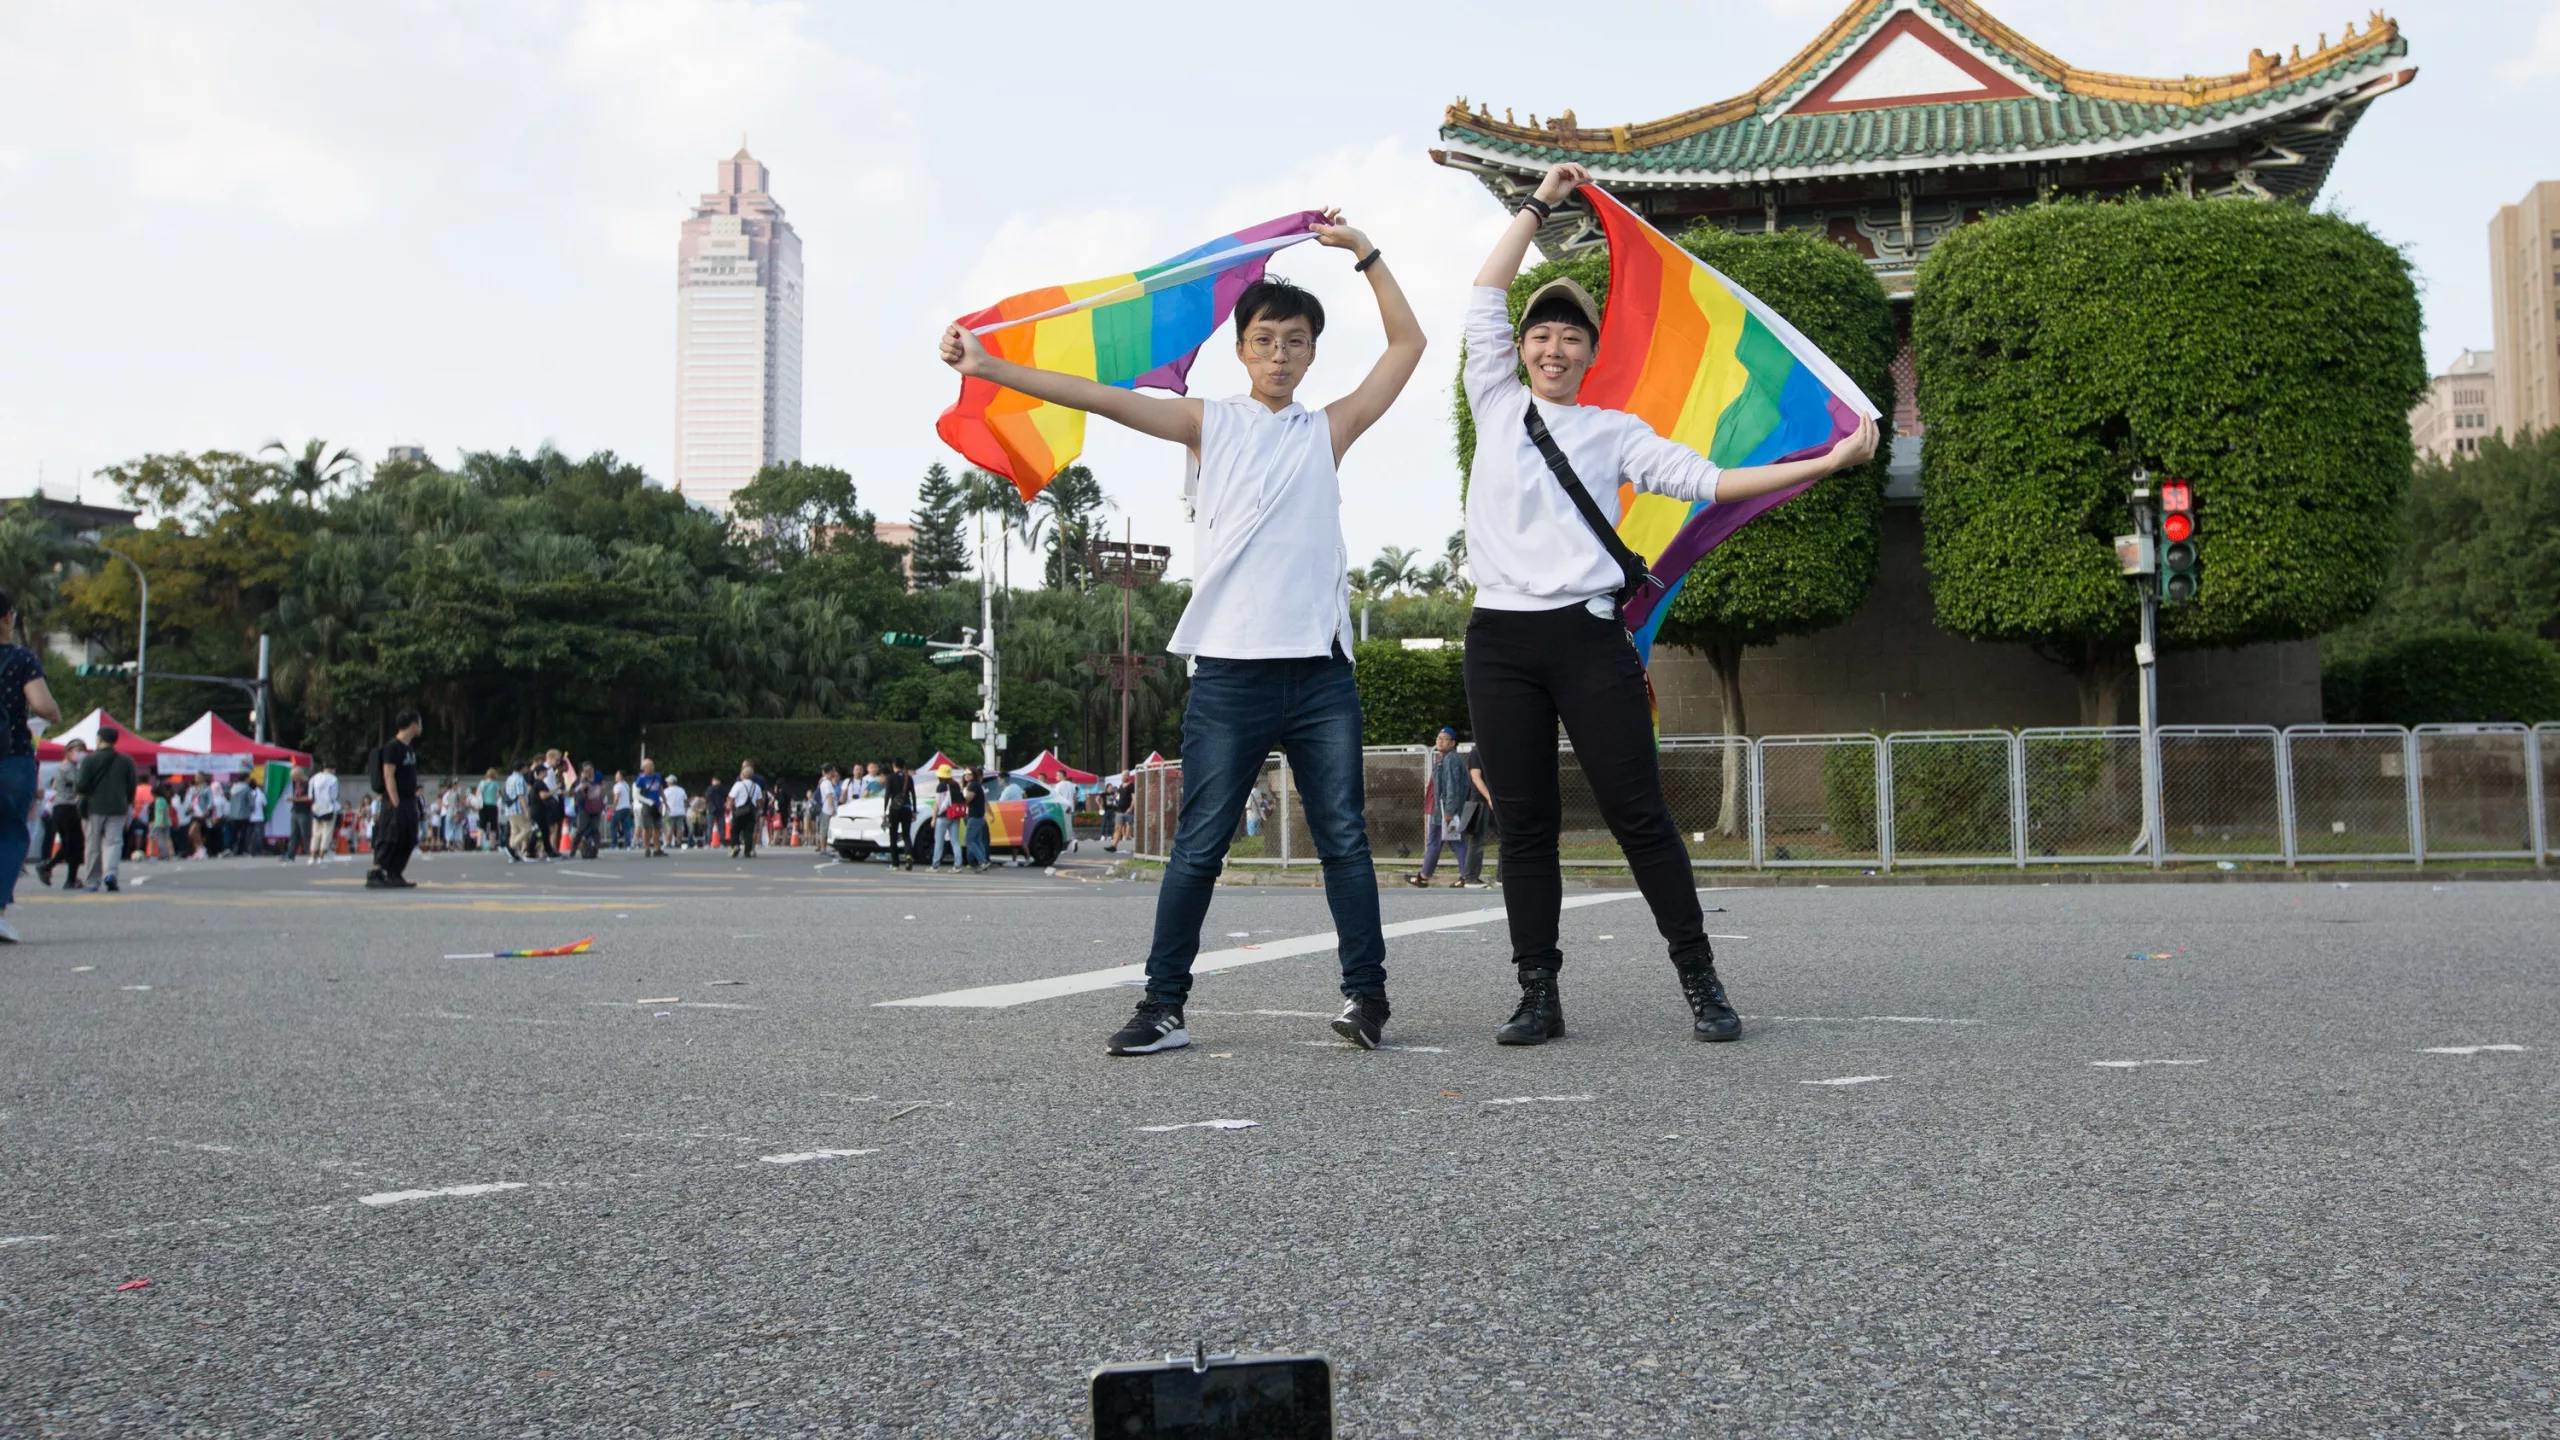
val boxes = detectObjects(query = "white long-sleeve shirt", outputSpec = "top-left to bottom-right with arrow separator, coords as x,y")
1462,286 -> 1720,613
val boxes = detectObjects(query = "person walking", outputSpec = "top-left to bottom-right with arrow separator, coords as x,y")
1409,727 -> 1475,888
631,758 -> 663,857
0,594 -> 59,938
307,762 -> 341,863
1458,162 -> 1875,1046
474,768 -> 502,856
726,761 -> 764,859
365,710 -> 425,890
928,764 -> 964,871
149,786 -> 174,861
1243,783 -> 1267,840
610,769 -> 633,850
38,739 -> 86,887
1457,742 -> 1495,888
284,761 -> 313,862
74,726 -> 135,895
883,759 -> 916,871
962,767 -> 991,872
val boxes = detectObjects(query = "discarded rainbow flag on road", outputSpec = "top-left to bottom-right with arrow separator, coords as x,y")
442,936 -> 596,960
1577,186 -> 1879,663
937,210 -> 1326,502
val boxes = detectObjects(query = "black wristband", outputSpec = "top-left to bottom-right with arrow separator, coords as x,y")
1354,247 -> 1383,273
1520,196 -> 1554,221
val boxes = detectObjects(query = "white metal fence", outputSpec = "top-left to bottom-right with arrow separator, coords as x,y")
1125,723 -> 2558,871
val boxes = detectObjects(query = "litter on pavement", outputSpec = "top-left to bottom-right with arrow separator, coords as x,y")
444,936 -> 596,960
116,1279 -> 151,1292
1138,1119 -> 1258,1132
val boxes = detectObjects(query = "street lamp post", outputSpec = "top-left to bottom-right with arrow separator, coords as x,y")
93,543 -> 149,731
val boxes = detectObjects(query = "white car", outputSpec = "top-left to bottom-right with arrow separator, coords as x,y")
827,779 -> 1078,867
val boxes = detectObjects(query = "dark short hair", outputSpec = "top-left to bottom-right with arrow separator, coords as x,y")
393,707 -> 423,730
1234,277 -> 1324,342
98,726 -> 119,744
1521,292 -> 1597,341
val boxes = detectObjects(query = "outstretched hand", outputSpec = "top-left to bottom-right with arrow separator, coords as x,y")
1830,414 -> 1882,470
1308,208 -> 1375,262
939,322 -> 992,377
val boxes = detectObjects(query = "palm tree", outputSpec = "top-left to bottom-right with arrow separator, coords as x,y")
1418,560 -> 1455,596
263,439 -> 361,508
1444,528 -> 1469,588
1364,546 -> 1420,596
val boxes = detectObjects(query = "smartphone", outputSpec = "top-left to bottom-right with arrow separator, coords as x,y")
1088,1352 -> 1333,1439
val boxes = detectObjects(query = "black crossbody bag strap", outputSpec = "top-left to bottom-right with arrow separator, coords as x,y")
1523,404 -> 1660,615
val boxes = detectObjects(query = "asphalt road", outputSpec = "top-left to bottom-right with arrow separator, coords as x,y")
2,845 -> 2554,1438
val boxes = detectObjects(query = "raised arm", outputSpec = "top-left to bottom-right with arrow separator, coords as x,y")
1473,162 -> 1590,289
1315,212 -> 1427,463
940,325 -> 1203,448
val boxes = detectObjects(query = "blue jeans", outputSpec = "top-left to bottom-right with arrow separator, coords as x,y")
0,754 -> 34,909
1143,656 -> 1384,1005
1417,812 -> 1469,879
933,816 -> 963,867
965,817 -> 989,867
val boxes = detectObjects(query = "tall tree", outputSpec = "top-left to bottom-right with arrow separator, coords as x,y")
1033,463 -> 1109,591
908,463 -> 972,589
1365,546 -> 1420,595
1914,197 -> 2426,723
263,438 -> 361,508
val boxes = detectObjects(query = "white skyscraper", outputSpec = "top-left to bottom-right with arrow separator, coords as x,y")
674,145 -> 802,510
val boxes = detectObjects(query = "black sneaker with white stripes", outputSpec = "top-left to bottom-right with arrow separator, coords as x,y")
1106,1000 -> 1190,1056
1329,993 -> 1390,1049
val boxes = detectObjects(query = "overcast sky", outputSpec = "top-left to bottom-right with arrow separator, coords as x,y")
2,0 -> 2552,581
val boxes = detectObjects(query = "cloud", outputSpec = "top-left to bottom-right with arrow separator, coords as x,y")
2501,2 -> 2560,84
0,4 -> 379,226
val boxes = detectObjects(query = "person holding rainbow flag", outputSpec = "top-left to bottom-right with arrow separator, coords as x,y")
1462,161 -> 1879,1048
941,209 -> 1427,1057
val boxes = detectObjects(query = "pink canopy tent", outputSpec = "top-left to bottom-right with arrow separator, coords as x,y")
922,751 -> 959,775
52,710 -> 172,763
160,711 -> 312,767
1010,749 -> 1100,786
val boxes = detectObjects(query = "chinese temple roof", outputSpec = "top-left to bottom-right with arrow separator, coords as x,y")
1435,0 -> 2412,201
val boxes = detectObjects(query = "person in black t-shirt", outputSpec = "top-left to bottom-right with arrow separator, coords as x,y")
366,709 -> 425,890
883,760 -> 917,871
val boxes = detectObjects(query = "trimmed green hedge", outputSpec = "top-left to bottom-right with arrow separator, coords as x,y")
2322,630 -> 2560,725
1353,641 -> 1468,746
1913,197 -> 2426,654
645,719 -> 926,785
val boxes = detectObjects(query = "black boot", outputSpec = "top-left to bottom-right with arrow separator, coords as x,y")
1495,967 -> 1564,1046
1676,955 -> 1742,1042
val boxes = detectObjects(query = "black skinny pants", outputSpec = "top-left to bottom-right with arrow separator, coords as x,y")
1464,603 -> 1709,973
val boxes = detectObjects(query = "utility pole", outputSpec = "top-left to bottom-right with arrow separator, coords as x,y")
254,634 -> 272,744
977,512 -> 1002,774
93,543 -> 148,730
2117,470 -> 2164,869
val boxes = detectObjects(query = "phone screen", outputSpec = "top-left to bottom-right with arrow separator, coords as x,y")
1089,1355 -> 1333,1439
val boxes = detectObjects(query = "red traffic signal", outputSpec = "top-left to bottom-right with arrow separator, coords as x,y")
2162,512 -> 2193,542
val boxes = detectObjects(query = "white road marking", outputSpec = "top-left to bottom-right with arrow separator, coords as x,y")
0,1235 -> 56,1247
1801,1075 -> 1895,1086
552,870 -> 623,881
757,1148 -> 879,1165
1139,1119 -> 1258,1132
878,894 -> 1647,1008
1747,1015 -> 1980,1025
2418,1044 -> 2526,1056
120,985 -> 152,992
356,1181 -> 530,1207
1294,1041 -> 1448,1054
1482,1094 -> 1595,1106
2091,1059 -> 2209,1069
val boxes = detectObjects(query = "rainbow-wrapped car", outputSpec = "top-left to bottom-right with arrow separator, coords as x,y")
827,778 -> 1077,867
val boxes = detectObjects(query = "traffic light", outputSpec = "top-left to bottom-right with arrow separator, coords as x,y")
2155,478 -> 2198,604
76,661 -> 137,677
880,632 -> 930,648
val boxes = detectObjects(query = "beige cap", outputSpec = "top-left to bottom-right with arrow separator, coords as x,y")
1517,277 -> 1602,339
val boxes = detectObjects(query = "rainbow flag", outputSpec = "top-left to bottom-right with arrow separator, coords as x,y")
937,211 -> 1326,502
1576,186 -> 1879,662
